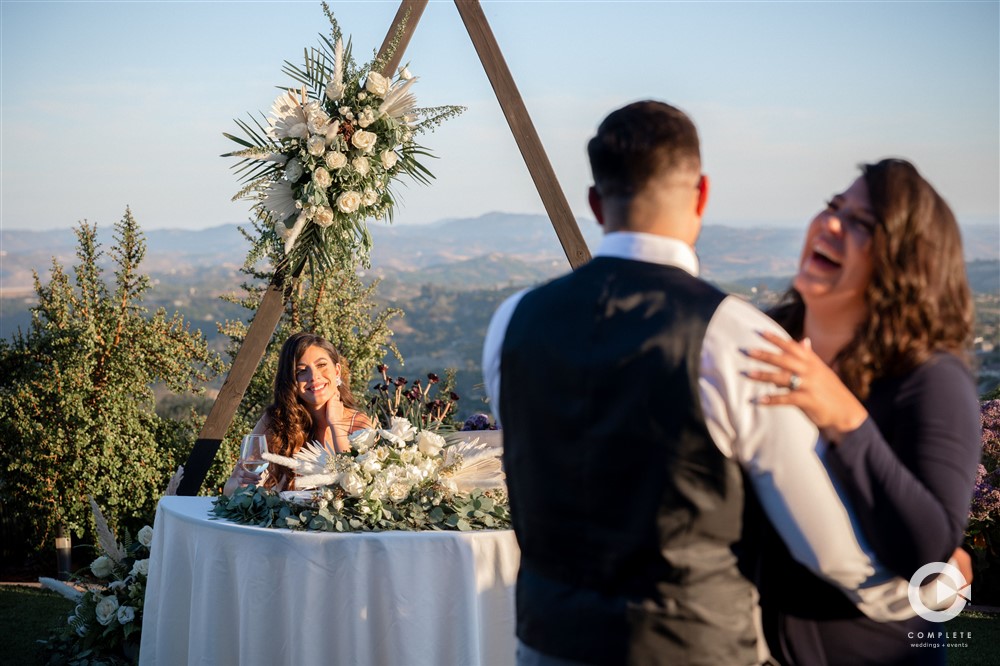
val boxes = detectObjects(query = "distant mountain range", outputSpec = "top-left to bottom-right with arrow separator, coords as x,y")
4,212 -> 998,295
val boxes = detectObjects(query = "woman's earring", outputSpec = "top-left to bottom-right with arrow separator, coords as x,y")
336,377 -> 343,387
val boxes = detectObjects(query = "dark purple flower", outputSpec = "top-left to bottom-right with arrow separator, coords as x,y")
450,391 -> 460,402
395,377 -> 407,387
427,373 -> 440,384
462,413 -> 492,431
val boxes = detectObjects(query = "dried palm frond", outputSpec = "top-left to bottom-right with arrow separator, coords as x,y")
88,496 -> 125,563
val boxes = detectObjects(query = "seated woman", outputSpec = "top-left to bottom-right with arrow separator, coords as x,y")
224,332 -> 372,495
746,158 -> 981,664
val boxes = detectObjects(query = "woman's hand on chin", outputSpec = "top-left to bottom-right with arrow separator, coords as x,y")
742,331 -> 868,444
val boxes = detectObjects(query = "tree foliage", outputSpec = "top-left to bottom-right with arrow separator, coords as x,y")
0,209 -> 224,552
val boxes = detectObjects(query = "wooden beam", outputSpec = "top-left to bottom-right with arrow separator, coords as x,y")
179,2 -> 426,495
376,0 -> 428,76
454,0 -> 591,269
176,278 -> 288,496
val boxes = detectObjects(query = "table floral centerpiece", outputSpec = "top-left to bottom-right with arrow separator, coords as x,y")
224,2 -> 464,276
213,367 -> 509,532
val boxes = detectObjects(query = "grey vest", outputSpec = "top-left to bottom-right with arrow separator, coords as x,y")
500,257 -> 757,665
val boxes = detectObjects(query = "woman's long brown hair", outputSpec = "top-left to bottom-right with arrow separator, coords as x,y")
769,159 -> 973,399
263,332 -> 360,490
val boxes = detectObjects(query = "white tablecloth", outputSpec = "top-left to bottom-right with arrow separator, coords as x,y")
139,496 -> 519,666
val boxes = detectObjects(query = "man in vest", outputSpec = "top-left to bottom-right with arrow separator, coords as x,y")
482,101 -> 894,665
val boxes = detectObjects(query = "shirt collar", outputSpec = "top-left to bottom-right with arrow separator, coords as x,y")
594,231 -> 700,277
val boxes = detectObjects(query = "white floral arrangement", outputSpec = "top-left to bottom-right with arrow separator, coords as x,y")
213,417 -> 508,532
224,2 -> 464,274
42,500 -> 154,663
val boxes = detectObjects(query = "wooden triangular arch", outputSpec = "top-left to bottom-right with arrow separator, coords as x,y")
177,0 -> 590,495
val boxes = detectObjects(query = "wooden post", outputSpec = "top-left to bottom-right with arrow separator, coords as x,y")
179,4 -> 430,496
376,0 -> 429,76
454,0 -> 591,269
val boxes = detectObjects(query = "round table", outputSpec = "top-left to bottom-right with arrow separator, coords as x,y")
139,496 -> 519,665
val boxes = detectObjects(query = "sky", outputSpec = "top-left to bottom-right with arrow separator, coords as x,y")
1,0 -> 998,235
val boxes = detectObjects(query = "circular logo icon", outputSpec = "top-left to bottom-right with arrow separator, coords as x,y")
908,562 -> 971,622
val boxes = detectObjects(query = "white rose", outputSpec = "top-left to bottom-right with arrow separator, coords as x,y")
90,555 -> 114,579
332,498 -> 344,511
284,158 -> 304,183
379,416 -> 418,446
416,430 -> 446,457
357,108 -> 376,128
351,129 -> 377,153
362,188 -> 378,206
357,91 -> 368,101
136,525 -> 154,548
312,166 -> 332,189
356,451 -> 382,475
374,446 -> 391,462
380,150 -> 399,170
340,471 -> 366,498
336,191 -> 362,214
389,482 -> 410,502
130,558 -> 149,577
352,156 -> 370,177
117,605 -> 136,625
108,580 -> 126,591
307,135 -> 326,157
325,151 -> 347,169
326,79 -> 345,102
398,66 -> 413,80
307,108 -> 330,135
94,595 -> 120,626
349,428 -> 377,452
370,475 -> 388,500
313,206 -> 335,228
365,71 -> 390,97
402,131 -> 413,143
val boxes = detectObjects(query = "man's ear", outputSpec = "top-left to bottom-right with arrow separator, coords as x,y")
695,174 -> 709,217
695,174 -> 710,218
588,186 -> 604,226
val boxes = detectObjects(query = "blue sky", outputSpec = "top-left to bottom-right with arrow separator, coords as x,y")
2,1 -> 997,233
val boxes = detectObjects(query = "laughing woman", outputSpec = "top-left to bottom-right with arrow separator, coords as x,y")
223,332 -> 372,495
745,159 -> 981,665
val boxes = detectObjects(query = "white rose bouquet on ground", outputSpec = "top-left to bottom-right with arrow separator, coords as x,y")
224,2 -> 465,275
42,501 -> 154,664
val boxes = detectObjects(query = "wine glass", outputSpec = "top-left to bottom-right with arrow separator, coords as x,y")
240,434 -> 269,476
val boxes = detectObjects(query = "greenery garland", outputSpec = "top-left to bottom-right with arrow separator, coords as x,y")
212,484 -> 509,533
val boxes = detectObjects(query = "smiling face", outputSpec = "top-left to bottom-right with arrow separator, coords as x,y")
793,176 -> 877,323
294,344 -> 341,410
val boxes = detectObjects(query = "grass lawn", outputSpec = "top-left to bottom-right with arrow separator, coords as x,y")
946,610 -> 1000,666
1,583 -> 996,664
0,585 -> 74,666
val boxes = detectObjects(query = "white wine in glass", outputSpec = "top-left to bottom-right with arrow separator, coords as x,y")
240,434 -> 269,475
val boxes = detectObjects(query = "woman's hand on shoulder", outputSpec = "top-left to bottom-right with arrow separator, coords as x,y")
742,331 -> 868,443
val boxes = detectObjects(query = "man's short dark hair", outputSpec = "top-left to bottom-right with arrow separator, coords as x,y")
587,100 -> 701,198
